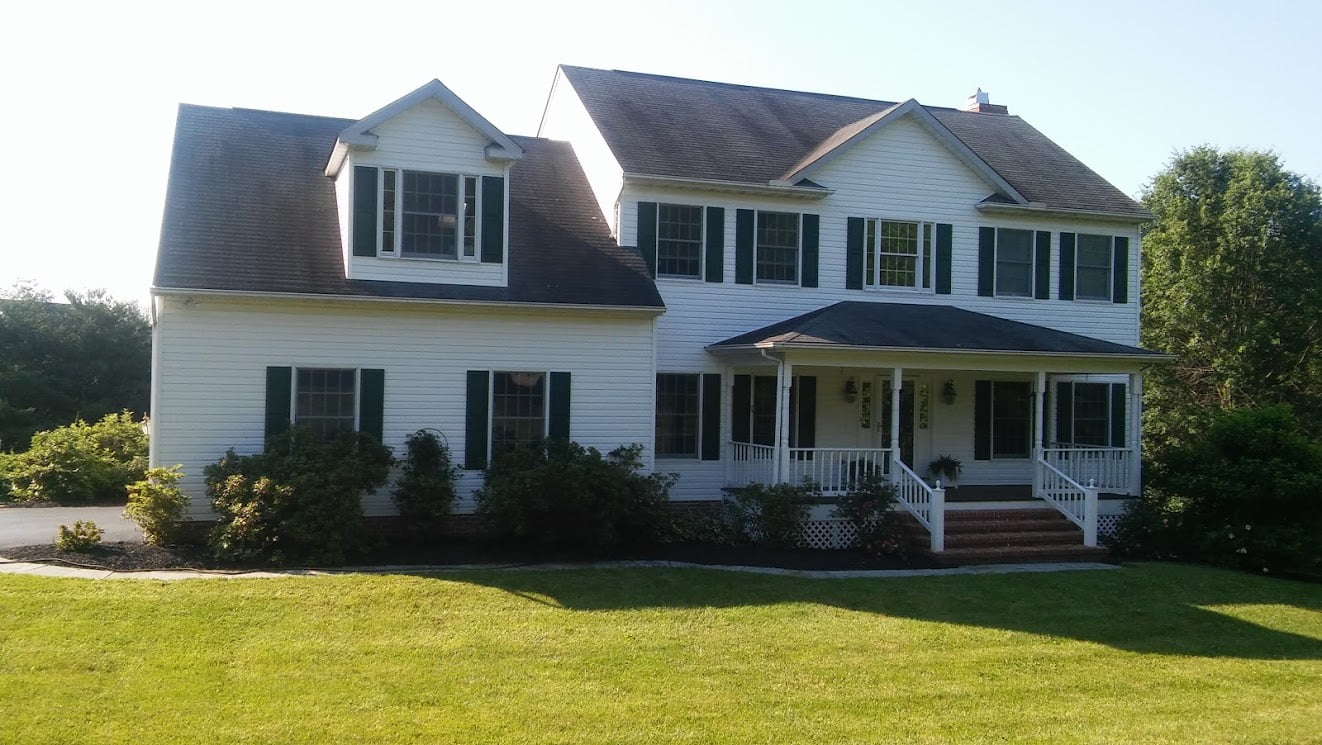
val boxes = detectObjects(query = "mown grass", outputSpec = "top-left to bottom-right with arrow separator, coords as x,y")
0,562 -> 1318,744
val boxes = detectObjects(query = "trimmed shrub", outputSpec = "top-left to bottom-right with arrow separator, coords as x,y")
55,521 -> 103,551
205,429 -> 393,566
475,440 -> 675,550
392,429 -> 459,537
832,473 -> 906,556
4,412 -> 147,504
726,481 -> 818,548
123,465 -> 189,545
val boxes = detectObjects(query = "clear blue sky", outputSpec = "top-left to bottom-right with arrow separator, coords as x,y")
3,0 -> 1318,307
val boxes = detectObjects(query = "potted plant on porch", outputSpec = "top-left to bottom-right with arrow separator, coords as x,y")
926,455 -> 962,492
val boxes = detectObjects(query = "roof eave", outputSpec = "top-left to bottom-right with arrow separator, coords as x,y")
625,172 -> 832,200
976,201 -> 1155,224
151,286 -> 666,314
706,340 -> 1173,363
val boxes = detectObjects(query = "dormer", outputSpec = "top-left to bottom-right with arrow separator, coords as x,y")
325,80 -> 524,287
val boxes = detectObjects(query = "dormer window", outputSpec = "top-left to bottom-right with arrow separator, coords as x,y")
378,168 -> 481,260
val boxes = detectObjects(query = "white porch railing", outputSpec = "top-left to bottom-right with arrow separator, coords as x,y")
786,447 -> 891,494
1035,456 -> 1099,546
1042,446 -> 1135,493
727,442 -> 776,486
893,459 -> 945,552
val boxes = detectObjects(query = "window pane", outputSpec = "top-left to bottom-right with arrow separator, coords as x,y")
756,211 -> 799,283
1076,234 -> 1113,300
1072,383 -> 1110,446
995,228 -> 1033,296
655,374 -> 700,457
751,376 -> 777,446
492,372 -> 545,453
656,204 -> 703,277
992,381 -> 1031,457
463,176 -> 477,257
878,221 -> 919,287
295,368 -> 356,441
401,171 -> 459,259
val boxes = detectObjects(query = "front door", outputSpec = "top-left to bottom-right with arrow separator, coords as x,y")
875,378 -> 916,467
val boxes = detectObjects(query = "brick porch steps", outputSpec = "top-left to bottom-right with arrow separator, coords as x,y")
928,508 -> 1110,566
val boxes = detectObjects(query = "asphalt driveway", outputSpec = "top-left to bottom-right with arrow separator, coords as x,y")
0,507 -> 142,549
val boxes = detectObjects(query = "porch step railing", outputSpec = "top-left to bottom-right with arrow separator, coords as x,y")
1042,446 -> 1133,493
892,459 -> 945,552
1034,456 -> 1099,546
728,442 -> 776,486
786,447 -> 891,494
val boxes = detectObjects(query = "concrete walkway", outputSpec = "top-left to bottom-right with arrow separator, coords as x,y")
0,506 -> 142,548
0,557 -> 1119,582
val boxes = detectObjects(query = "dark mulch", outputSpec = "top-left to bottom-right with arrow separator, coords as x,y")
2,539 -> 935,572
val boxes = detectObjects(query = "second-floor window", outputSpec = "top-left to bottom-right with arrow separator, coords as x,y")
994,228 -> 1035,297
380,168 -> 480,260
656,204 -> 704,278
1075,234 -> 1114,300
756,211 -> 800,284
864,219 -> 934,289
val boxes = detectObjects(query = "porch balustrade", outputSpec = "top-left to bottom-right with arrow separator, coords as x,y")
1042,446 -> 1134,493
892,459 -> 945,552
1034,456 -> 1099,546
727,442 -> 776,486
785,447 -> 891,494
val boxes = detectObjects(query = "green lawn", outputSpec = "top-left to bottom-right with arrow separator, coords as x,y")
1,563 -> 1319,744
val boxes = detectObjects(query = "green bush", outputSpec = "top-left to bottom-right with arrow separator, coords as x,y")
55,521 -> 103,551
205,429 -> 393,566
661,506 -> 740,545
832,473 -> 907,556
123,465 -> 189,545
726,481 -> 818,549
392,430 -> 458,537
1112,405 -> 1322,576
3,412 -> 147,503
0,452 -> 14,502
475,440 -> 675,550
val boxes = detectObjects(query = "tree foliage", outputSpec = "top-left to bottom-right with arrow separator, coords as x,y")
1141,147 -> 1322,450
0,284 -> 150,451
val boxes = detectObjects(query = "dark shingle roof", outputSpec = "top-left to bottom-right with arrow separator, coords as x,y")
560,66 -> 1146,218
155,105 -> 663,308
709,301 -> 1164,358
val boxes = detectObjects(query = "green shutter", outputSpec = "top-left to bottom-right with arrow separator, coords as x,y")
1055,381 -> 1074,447
800,214 -> 819,288
264,366 -> 292,444
705,207 -> 724,283
549,372 -> 571,441
795,376 -> 816,449
732,374 -> 751,442
1110,383 -> 1127,447
701,373 -> 722,460
845,217 -> 864,290
977,227 -> 996,297
1112,237 -> 1129,304
974,379 -> 992,460
480,176 -> 504,263
1035,231 -> 1051,299
637,202 -> 657,277
935,223 -> 953,294
358,368 -> 384,443
735,209 -> 754,284
1059,232 -> 1076,301
465,371 -> 490,469
352,166 -> 378,257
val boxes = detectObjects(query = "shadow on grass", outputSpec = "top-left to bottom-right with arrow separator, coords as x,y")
424,563 -> 1322,660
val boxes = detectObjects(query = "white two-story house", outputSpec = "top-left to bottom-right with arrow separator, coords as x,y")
151,66 -> 1166,556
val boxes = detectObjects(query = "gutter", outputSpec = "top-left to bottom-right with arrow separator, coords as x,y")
709,341 -> 1174,363
975,201 -> 1154,224
624,172 -> 832,200
151,286 -> 666,316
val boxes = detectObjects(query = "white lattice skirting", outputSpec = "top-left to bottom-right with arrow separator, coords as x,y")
801,519 -> 858,550
1097,514 -> 1122,536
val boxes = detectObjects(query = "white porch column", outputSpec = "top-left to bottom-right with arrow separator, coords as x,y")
889,367 -> 902,482
1129,371 -> 1144,496
1033,371 -> 1047,499
777,359 -> 794,483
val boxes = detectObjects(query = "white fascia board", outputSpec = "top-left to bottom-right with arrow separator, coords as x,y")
624,173 -> 832,200
975,201 -> 1155,225
150,286 -> 665,316
785,99 -> 1028,205
705,341 -> 1172,365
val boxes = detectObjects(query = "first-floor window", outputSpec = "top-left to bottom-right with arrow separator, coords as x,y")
756,211 -> 800,284
864,219 -> 933,289
295,368 -> 357,440
747,376 -> 802,447
655,374 -> 700,457
491,371 -> 546,453
1069,382 -> 1111,446
991,381 -> 1032,457
994,228 -> 1034,297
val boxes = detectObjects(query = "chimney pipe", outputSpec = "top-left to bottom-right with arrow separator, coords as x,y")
963,88 -> 1008,114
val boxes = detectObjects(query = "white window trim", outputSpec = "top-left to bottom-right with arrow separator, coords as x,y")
376,167 -> 482,263
989,379 -> 1033,460
488,370 -> 550,461
993,227 -> 1036,299
655,372 -> 703,459
753,210 -> 802,287
289,366 -> 361,432
654,204 -> 705,280
1074,233 -> 1115,302
863,217 -> 936,292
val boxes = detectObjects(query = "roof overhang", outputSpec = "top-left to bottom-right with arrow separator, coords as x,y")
151,286 -> 665,315
976,200 -> 1154,225
325,79 -> 524,178
624,172 -> 832,200
707,340 -> 1172,365
779,99 -> 1028,205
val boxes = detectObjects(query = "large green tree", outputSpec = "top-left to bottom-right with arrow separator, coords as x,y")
1141,147 -> 1322,451
0,284 -> 150,451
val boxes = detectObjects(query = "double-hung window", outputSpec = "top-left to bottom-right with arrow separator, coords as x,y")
1075,234 -> 1113,300
756,211 -> 800,284
655,204 -> 704,278
655,374 -> 701,457
1070,383 -> 1111,446
994,228 -> 1035,297
991,381 -> 1032,458
864,219 -> 934,289
379,168 -> 481,260
491,371 -> 546,453
294,368 -> 358,441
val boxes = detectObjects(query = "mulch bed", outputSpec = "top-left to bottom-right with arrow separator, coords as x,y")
2,539 -> 937,573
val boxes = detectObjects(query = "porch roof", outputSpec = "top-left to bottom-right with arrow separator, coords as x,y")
707,301 -> 1168,361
